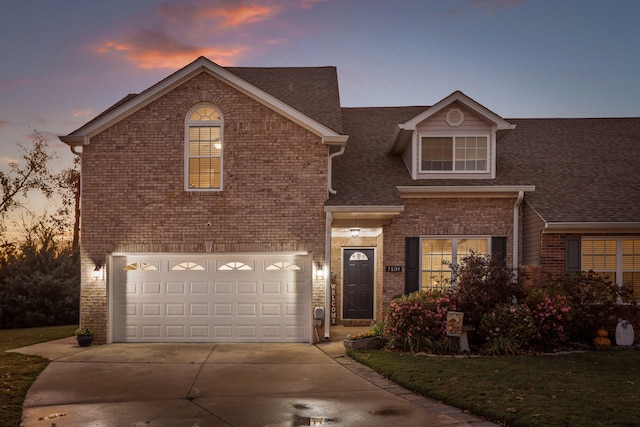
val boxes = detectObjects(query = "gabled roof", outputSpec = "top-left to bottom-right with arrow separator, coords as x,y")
388,90 -> 515,154
60,56 -> 347,147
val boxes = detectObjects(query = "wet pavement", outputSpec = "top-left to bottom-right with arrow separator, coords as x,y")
12,332 -> 498,426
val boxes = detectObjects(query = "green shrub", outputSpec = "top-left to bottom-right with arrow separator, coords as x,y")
478,303 -> 537,355
452,253 -> 527,326
552,271 -> 637,341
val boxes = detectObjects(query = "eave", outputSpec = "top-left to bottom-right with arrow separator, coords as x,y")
543,222 -> 640,233
397,185 -> 535,198
325,205 -> 404,227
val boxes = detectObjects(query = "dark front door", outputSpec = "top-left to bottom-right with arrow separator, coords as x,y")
343,249 -> 374,319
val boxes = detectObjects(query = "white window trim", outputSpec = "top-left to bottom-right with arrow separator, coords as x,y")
413,130 -> 495,180
184,103 -> 224,192
418,132 -> 491,174
419,235 -> 491,289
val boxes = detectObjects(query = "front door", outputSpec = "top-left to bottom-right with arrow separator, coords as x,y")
343,249 -> 374,319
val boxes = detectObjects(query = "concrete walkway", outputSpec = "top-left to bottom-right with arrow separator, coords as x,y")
12,334 -> 498,426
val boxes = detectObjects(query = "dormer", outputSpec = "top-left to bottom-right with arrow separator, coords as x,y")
388,91 -> 515,180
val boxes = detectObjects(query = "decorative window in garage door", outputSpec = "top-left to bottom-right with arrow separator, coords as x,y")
123,261 -> 159,271
266,261 -> 302,271
218,261 -> 253,271
170,261 -> 206,271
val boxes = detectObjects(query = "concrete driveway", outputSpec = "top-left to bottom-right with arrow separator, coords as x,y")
13,338 -> 496,426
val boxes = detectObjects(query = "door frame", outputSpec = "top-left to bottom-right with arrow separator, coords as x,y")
341,247 -> 376,320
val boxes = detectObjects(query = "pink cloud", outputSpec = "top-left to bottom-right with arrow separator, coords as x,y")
0,120 -> 10,129
93,29 -> 249,68
91,0 -> 329,69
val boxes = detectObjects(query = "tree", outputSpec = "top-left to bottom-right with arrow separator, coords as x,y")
0,134 -> 57,235
54,156 -> 80,249
0,216 -> 79,328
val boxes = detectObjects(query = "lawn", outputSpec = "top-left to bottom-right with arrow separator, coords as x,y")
0,325 -> 77,427
349,348 -> 640,426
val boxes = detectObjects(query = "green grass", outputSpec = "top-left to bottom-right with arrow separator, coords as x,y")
0,325 -> 76,427
350,349 -> 640,426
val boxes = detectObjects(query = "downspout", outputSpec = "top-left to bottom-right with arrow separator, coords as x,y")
513,191 -> 524,272
324,210 -> 333,339
327,146 -> 346,195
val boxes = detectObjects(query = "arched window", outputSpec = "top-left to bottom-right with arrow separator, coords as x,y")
185,104 -> 223,190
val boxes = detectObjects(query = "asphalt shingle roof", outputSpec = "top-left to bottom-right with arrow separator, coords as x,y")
330,110 -> 640,224
227,66 -> 343,134
499,118 -> 640,223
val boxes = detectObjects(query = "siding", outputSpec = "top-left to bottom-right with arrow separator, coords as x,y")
522,203 -> 545,266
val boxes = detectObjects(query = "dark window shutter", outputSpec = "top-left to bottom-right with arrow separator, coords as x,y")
405,237 -> 420,295
491,236 -> 507,266
565,236 -> 581,275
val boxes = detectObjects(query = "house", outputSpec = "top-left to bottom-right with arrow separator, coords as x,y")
60,56 -> 640,344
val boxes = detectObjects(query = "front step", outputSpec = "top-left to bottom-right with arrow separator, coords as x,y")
341,319 -> 373,327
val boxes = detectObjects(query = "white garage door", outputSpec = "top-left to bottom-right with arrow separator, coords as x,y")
110,253 -> 311,343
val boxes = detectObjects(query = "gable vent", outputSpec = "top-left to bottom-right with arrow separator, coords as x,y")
446,108 -> 465,127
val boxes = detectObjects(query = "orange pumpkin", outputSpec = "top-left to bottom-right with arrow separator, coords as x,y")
593,329 -> 611,347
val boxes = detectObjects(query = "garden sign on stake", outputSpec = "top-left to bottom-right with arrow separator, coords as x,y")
446,311 -> 464,337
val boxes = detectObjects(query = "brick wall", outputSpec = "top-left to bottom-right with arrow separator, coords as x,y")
382,197 -> 516,308
79,72 -> 329,342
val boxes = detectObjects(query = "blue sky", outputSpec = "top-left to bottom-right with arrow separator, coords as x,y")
1,0 -> 639,231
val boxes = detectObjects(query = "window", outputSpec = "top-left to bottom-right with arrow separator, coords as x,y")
582,238 -> 640,300
421,237 -> 489,291
421,136 -> 488,172
186,104 -> 223,190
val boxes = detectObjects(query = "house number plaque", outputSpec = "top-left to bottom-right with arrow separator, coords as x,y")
385,266 -> 402,272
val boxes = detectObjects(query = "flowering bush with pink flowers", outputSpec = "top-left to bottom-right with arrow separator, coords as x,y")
384,290 -> 457,353
526,290 -> 572,351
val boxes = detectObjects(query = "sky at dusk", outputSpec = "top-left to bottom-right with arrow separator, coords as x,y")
1,0 -> 639,231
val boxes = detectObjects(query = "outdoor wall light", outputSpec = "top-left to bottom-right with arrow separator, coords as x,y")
315,263 -> 325,280
350,227 -> 361,237
92,265 -> 102,280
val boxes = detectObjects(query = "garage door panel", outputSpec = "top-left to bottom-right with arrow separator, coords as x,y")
237,303 -> 258,316
190,282 -> 210,294
262,282 -> 281,294
166,304 -> 186,316
112,254 -> 311,343
189,303 -> 210,316
142,282 -> 162,295
166,282 -> 186,295
141,303 -> 162,316
261,303 -> 281,316
214,282 -> 233,294
213,303 -> 233,316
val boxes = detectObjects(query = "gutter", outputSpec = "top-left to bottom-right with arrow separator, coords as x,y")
544,222 -> 640,232
513,191 -> 524,271
324,210 -> 332,339
327,146 -> 346,195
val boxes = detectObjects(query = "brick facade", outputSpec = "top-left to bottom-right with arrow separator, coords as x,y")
79,72 -> 329,342
381,197 -> 516,308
